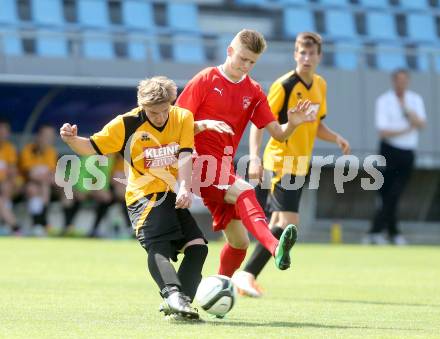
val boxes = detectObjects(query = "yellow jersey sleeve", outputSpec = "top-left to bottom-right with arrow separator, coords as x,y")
90,115 -> 125,155
179,110 -> 194,152
267,81 -> 285,120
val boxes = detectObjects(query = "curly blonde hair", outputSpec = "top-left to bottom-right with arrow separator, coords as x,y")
137,76 -> 177,107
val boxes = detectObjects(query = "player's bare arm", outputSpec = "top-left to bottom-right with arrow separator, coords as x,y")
176,151 -> 193,209
194,120 -> 235,135
265,99 -> 314,142
60,123 -> 96,155
317,122 -> 351,155
248,124 -> 264,181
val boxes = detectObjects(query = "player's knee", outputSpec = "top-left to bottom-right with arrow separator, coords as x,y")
227,237 -> 250,250
225,179 -> 254,204
181,238 -> 207,253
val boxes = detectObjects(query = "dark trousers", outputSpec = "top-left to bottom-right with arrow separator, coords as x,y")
370,141 -> 414,237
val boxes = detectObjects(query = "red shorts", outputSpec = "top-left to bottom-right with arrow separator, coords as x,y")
192,154 -> 241,232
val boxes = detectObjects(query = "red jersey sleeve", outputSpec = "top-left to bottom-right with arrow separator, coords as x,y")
176,72 -> 206,116
250,85 -> 276,129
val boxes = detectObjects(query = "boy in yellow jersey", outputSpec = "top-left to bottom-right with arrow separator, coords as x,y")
233,32 -> 351,297
20,124 -> 58,235
60,76 -> 207,320
0,118 -> 20,234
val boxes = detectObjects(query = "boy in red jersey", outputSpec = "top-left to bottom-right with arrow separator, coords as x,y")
176,29 -> 315,277
234,32 -> 351,297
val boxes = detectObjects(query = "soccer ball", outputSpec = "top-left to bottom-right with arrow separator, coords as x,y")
195,275 -> 236,317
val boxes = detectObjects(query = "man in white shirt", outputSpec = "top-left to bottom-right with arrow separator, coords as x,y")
366,69 -> 426,245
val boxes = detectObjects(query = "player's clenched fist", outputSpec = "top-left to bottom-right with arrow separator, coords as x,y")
60,123 -> 78,142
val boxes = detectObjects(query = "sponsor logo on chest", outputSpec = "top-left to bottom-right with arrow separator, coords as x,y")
143,143 -> 179,168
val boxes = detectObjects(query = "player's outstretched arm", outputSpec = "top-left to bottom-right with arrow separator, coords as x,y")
317,122 -> 351,155
194,120 -> 235,135
265,100 -> 314,142
60,123 -> 96,156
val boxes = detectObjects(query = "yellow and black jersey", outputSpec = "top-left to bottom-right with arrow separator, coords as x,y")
20,143 -> 58,177
263,71 -> 327,177
0,141 -> 17,182
90,106 -> 194,206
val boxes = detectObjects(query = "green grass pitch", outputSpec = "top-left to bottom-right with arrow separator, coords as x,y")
1,238 -> 439,338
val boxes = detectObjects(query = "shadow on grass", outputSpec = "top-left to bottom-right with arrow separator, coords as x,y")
201,319 -> 422,331
296,298 -> 440,308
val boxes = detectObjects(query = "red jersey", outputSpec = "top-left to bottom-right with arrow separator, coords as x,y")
176,67 -> 275,158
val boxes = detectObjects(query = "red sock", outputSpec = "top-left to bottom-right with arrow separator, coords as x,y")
218,243 -> 247,277
235,189 -> 278,255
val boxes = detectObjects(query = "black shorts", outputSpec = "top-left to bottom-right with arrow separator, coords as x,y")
127,192 -> 207,259
267,174 -> 304,213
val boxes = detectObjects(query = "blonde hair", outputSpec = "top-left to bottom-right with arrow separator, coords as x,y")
137,76 -> 177,107
295,32 -> 323,54
233,29 -> 267,54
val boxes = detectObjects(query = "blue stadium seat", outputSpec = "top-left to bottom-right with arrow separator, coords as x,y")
415,48 -> 429,72
0,0 -> 18,24
406,14 -> 437,43
173,34 -> 205,63
283,8 -> 314,38
0,31 -> 22,55
358,0 -> 390,8
122,0 -> 155,31
82,32 -> 114,59
325,9 -> 357,40
127,41 -> 145,60
127,36 -> 160,61
318,0 -> 349,6
78,0 -> 110,28
333,42 -> 360,70
167,3 -> 200,33
366,12 -> 397,41
36,31 -> 68,57
375,43 -> 407,71
416,47 -> 440,72
399,0 -> 430,10
32,0 -> 64,26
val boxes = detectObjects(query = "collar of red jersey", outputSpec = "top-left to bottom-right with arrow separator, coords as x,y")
217,65 -> 246,84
